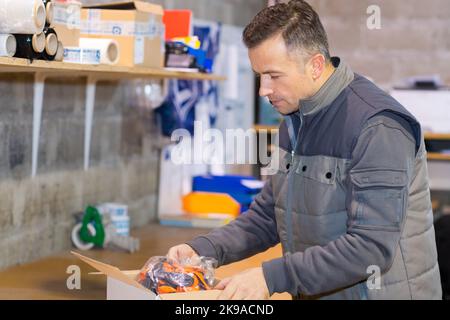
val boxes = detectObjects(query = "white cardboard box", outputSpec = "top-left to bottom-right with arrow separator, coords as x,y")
72,251 -> 221,300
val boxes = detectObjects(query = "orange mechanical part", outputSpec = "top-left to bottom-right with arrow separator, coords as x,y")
138,258 -> 212,294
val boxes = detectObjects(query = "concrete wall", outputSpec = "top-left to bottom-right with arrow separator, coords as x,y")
305,0 -> 450,89
0,0 -> 266,270
0,76 -> 160,270
87,0 -> 266,26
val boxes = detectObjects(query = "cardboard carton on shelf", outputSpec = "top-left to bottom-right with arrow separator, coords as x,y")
53,0 -> 82,47
72,251 -> 221,300
80,1 -> 165,68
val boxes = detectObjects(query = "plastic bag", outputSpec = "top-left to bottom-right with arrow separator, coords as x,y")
136,256 -> 217,294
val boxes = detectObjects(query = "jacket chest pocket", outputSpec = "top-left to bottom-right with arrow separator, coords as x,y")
294,156 -> 347,215
271,150 -> 292,207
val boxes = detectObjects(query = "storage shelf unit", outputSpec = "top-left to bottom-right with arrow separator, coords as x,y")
0,57 -> 226,177
0,57 -> 226,81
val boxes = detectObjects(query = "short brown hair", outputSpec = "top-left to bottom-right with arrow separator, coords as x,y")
243,0 -> 330,60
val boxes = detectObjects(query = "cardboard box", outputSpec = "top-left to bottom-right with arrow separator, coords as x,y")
53,0 -> 82,47
72,251 -> 221,300
80,1 -> 165,68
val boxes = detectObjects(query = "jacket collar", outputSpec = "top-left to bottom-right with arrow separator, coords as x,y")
298,57 -> 354,117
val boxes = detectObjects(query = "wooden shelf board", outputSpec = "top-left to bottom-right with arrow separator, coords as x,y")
252,128 -> 450,141
424,132 -> 450,140
0,57 -> 226,81
427,153 -> 450,161
253,124 -> 279,131
252,127 -> 450,161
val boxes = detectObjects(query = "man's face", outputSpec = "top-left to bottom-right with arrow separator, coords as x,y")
249,34 -> 316,115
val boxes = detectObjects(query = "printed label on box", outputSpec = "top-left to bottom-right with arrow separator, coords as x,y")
53,4 -> 81,29
134,36 -> 144,64
81,19 -> 160,38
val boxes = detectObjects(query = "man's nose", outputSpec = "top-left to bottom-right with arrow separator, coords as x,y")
259,74 -> 274,97
259,85 -> 273,97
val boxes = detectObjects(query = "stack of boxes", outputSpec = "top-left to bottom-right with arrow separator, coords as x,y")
96,203 -> 130,237
78,1 -> 165,67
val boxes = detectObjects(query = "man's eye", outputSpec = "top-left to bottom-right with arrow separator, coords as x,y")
271,75 -> 280,80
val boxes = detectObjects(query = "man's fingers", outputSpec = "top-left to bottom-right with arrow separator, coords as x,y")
230,289 -> 246,300
217,280 -> 238,300
214,277 -> 232,290
166,248 -> 178,262
166,244 -> 198,263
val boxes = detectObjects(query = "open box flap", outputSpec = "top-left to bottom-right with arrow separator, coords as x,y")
71,251 -> 146,292
72,251 -> 223,300
82,1 -> 163,15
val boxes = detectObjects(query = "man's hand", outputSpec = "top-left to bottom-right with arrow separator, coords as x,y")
166,244 -> 199,263
215,267 -> 270,300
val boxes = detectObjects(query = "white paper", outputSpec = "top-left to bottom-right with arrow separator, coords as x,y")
241,179 -> 265,190
391,90 -> 450,133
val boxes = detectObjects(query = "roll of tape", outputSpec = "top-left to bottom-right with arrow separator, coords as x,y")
14,33 -> 45,59
32,32 -> 45,53
43,0 -> 53,27
0,0 -> 46,34
71,223 -> 95,251
54,40 -> 63,61
79,37 -> 120,65
0,34 -> 16,57
44,28 -> 57,56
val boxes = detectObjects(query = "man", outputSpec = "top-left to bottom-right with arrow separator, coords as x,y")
166,0 -> 442,299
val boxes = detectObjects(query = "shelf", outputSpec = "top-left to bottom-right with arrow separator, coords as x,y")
254,127 -> 450,141
253,124 -> 279,131
427,153 -> 450,161
0,57 -> 226,81
424,133 -> 450,140
253,126 -> 450,162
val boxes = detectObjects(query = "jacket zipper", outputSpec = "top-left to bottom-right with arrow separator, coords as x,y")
285,112 -> 304,254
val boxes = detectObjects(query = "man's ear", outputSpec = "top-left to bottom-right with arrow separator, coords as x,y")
309,54 -> 326,81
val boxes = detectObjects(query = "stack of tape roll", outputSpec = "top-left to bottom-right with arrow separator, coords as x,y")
79,38 -> 120,65
0,34 -> 17,57
0,1 -> 62,61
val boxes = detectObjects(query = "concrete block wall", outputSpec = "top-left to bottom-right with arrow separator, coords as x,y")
0,75 -> 160,270
86,0 -> 266,26
304,0 -> 450,89
0,0 -> 266,271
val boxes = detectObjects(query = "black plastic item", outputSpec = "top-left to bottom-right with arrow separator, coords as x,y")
41,27 -> 58,61
166,41 -> 189,55
165,53 -> 196,68
425,140 -> 450,154
164,41 -> 200,69
13,34 -> 42,60
435,214 -> 450,299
